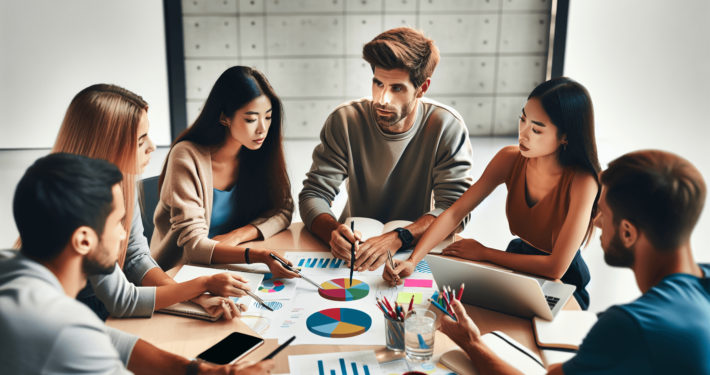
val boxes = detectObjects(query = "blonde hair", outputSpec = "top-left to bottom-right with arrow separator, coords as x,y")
50,84 -> 148,267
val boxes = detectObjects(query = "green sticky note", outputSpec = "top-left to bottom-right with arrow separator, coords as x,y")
397,292 -> 423,305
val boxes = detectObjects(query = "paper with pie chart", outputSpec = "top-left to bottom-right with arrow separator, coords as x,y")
306,308 -> 373,338
318,278 -> 370,301
257,273 -> 299,300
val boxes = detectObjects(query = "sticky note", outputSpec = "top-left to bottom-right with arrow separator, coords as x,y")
404,279 -> 433,288
397,292 -> 423,305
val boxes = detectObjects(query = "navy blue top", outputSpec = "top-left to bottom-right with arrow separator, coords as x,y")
208,186 -> 236,239
563,264 -> 710,375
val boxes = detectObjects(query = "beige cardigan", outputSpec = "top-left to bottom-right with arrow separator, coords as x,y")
150,141 -> 293,270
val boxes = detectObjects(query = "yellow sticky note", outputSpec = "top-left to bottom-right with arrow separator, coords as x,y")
397,292 -> 423,305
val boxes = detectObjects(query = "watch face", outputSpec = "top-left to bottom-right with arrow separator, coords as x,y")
399,229 -> 414,244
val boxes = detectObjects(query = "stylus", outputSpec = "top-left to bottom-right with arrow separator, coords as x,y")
245,290 -> 274,311
269,253 -> 324,290
261,335 -> 296,360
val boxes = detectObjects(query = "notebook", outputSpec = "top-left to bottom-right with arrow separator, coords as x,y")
533,311 -> 598,350
346,217 -> 454,252
156,265 -> 264,322
439,331 -> 547,375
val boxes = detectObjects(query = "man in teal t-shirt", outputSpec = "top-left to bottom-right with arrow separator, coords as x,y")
437,150 -> 710,375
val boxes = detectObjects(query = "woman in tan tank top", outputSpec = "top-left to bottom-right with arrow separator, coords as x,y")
386,77 -> 601,309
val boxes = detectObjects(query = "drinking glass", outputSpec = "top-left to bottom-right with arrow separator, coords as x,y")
404,309 -> 436,362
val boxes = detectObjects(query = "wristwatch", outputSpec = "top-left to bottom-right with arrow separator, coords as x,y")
393,227 -> 414,249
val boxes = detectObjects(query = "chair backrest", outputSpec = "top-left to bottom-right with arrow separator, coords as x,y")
138,176 -> 160,246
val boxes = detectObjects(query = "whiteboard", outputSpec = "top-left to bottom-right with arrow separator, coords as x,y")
0,0 -> 172,148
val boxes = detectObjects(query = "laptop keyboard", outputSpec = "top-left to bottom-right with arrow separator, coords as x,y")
545,295 -> 560,310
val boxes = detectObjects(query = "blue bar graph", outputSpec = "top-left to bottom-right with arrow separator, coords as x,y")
318,361 -> 324,375
317,258 -> 324,267
339,358 -> 348,375
331,259 -> 343,268
306,258 -> 318,268
322,259 -> 330,268
351,363 -> 359,375
363,365 -> 370,375
331,371 -> 336,375
298,259 -> 305,267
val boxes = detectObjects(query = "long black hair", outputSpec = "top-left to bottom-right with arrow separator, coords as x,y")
159,66 -> 290,230
529,77 -> 601,246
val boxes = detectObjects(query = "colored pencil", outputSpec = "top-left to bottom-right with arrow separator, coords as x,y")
458,283 -> 464,301
408,295 -> 415,312
428,298 -> 457,321
383,296 -> 394,312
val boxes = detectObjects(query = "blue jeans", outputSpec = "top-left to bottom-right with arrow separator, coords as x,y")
505,238 -> 591,310
77,295 -> 110,321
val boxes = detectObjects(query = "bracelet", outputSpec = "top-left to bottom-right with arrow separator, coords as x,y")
245,247 -> 251,264
185,359 -> 203,375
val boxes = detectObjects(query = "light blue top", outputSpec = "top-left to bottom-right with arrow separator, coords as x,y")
209,185 -> 236,239
564,264 -> 710,375
0,250 -> 136,374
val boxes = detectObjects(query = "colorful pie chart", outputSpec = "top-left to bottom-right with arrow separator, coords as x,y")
306,308 -> 372,338
318,278 -> 370,301
259,280 -> 285,293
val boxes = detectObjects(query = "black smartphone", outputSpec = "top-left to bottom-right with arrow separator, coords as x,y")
261,335 -> 296,361
197,332 -> 264,365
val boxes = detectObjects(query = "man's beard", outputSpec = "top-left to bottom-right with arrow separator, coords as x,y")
374,97 -> 417,130
603,227 -> 635,268
82,241 -> 118,276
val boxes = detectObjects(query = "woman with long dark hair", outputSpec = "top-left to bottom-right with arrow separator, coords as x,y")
152,66 -> 298,279
385,77 -> 601,309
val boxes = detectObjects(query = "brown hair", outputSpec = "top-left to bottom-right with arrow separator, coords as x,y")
49,84 -> 148,267
601,150 -> 706,251
362,27 -> 440,88
159,66 -> 291,231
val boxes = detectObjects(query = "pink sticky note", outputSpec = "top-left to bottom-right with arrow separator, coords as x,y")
404,279 -> 433,288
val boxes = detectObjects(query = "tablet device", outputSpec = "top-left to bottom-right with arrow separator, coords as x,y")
197,332 -> 264,365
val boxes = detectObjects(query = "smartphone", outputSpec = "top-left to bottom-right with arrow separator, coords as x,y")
197,332 -> 264,365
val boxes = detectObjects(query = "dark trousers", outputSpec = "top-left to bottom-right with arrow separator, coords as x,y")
505,238 -> 590,310
78,295 -> 110,321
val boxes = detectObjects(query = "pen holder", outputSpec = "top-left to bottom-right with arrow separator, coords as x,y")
384,315 -> 405,352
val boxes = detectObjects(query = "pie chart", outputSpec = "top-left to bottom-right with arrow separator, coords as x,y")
259,280 -> 285,293
318,278 -> 370,301
306,308 -> 372,338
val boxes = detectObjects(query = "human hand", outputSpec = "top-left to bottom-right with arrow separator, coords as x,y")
192,294 -> 247,319
439,299 -> 481,349
329,224 -> 362,261
441,238 -> 490,262
383,258 -> 415,286
200,359 -> 275,375
257,250 -> 300,279
203,273 -> 251,298
212,231 -> 243,247
350,232 -> 402,272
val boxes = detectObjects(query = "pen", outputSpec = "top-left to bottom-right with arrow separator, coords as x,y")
269,253 -> 324,290
245,290 -> 274,311
386,249 -> 399,284
350,221 -> 355,286
428,298 -> 457,322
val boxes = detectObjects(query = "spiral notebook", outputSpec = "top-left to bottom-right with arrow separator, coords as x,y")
156,265 -> 263,321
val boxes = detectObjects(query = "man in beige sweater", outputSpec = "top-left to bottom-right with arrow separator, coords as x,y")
299,27 -> 473,272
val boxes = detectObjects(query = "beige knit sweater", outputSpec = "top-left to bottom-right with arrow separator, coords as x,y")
150,141 -> 293,270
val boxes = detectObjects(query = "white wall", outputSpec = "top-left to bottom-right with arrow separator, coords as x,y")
565,0 -> 710,311
0,0 -> 172,148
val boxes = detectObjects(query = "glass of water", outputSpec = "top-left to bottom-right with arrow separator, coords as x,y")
404,309 -> 436,362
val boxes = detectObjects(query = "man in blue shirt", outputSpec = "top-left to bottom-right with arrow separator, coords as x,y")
439,150 -> 710,375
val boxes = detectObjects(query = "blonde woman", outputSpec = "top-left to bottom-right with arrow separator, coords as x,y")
45,84 -> 249,320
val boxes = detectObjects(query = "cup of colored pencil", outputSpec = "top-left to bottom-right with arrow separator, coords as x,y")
376,295 -> 410,351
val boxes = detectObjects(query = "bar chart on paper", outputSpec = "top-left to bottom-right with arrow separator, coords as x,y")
288,350 -> 383,375
285,252 -> 384,276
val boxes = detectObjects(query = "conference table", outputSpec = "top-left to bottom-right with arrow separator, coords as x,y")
107,223 -> 579,373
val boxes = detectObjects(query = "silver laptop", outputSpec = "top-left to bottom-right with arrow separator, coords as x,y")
426,255 -> 575,321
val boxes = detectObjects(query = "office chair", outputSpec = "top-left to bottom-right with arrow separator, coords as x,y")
138,176 -> 160,246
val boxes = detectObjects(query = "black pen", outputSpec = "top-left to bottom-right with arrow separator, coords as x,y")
350,221 -> 355,286
269,253 -> 324,290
